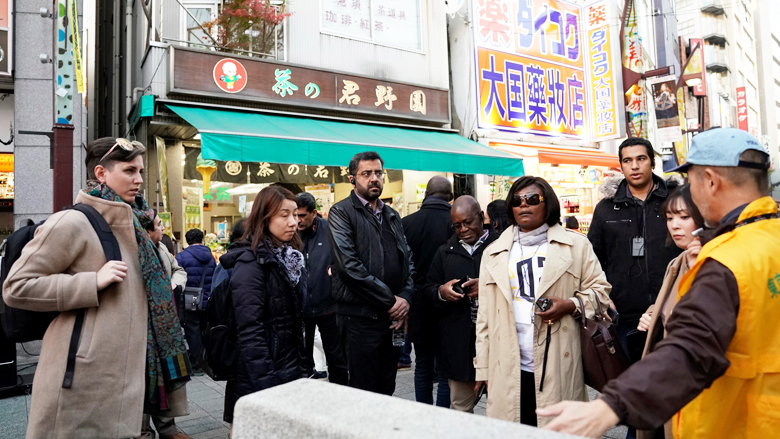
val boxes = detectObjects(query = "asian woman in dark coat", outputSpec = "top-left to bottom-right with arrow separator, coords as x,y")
219,186 -> 308,431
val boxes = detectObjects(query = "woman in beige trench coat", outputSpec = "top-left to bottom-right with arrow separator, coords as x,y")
3,138 -> 190,439
475,176 -> 611,427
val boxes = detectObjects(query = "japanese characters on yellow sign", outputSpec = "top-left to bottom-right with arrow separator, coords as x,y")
472,0 -> 624,141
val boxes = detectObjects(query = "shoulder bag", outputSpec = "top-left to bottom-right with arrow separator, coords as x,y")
184,268 -> 208,312
574,295 -> 630,392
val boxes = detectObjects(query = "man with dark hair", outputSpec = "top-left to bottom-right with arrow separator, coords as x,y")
401,175 -> 454,406
542,128 -> 780,439
296,192 -> 348,385
176,228 -> 217,374
328,151 -> 415,395
587,137 -> 681,356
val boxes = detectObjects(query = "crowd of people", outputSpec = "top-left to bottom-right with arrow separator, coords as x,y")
1,127 -> 778,439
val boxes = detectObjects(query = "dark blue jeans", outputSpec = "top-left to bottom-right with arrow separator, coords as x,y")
616,320 -> 638,439
413,340 -> 450,407
399,336 -> 412,366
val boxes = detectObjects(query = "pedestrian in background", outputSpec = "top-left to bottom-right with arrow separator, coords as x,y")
564,216 -> 581,233
401,175 -> 453,406
211,218 -> 247,289
475,176 -> 611,427
486,199 -> 510,235
425,196 -> 498,413
3,138 -> 191,438
176,228 -> 217,375
218,185 -> 308,430
587,138 -> 681,357
540,128 -> 780,439
328,151 -> 415,395
296,192 -> 348,385
142,211 -> 191,439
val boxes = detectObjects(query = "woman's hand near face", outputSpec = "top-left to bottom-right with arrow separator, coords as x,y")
684,238 -> 702,268
535,296 -> 577,324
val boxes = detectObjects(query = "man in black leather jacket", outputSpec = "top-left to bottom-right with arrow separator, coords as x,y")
328,151 -> 415,395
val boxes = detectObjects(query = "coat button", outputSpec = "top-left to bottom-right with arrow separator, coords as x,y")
562,326 -> 568,332
564,352 -> 570,358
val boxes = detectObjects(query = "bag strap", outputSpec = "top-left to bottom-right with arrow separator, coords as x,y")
198,264 -> 208,288
574,295 -> 587,329
62,204 -> 121,389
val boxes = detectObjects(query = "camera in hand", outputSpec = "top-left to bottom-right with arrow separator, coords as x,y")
453,276 -> 470,295
536,297 -> 553,312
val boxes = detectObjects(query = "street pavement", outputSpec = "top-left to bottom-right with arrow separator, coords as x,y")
0,361 -> 627,439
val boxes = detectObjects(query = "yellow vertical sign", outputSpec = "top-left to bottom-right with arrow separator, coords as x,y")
70,0 -> 85,94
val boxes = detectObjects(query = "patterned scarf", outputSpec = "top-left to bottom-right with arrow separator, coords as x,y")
85,181 -> 191,411
265,238 -> 304,286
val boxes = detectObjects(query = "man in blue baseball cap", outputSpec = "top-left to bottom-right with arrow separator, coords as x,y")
537,128 -> 780,439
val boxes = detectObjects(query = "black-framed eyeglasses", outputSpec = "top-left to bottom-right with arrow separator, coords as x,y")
511,193 -> 544,207
100,138 -> 143,164
452,213 -> 481,231
355,170 -> 385,179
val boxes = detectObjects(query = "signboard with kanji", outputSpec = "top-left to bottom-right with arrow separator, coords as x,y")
584,0 -> 622,140
320,0 -> 422,52
472,0 -> 591,140
736,86 -> 748,132
172,47 -> 449,124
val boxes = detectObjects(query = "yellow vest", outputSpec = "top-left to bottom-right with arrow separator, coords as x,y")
672,197 -> 780,439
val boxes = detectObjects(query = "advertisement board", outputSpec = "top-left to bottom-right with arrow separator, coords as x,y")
472,0 -> 624,141
737,86 -> 748,131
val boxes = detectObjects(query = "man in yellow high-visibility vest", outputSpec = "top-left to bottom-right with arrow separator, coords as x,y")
537,127 -> 780,439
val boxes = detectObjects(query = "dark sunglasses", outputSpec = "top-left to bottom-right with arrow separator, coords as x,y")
511,193 -> 544,207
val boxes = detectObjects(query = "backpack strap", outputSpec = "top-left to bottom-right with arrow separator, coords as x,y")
61,204 -> 121,389
198,264 -> 208,288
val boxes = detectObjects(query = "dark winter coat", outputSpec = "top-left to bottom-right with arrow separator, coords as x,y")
401,196 -> 453,342
587,174 -> 682,322
219,240 -> 307,401
425,231 -> 499,382
300,217 -> 336,317
175,244 -> 217,309
327,191 -> 415,319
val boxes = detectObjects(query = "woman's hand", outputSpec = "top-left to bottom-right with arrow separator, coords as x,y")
535,296 -> 577,324
638,311 -> 652,332
684,238 -> 702,268
96,261 -> 128,290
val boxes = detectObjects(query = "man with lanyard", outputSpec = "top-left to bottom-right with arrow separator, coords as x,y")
539,128 -> 780,439
587,137 -> 681,357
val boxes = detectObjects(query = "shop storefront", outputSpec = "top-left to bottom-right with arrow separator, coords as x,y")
135,47 -> 524,253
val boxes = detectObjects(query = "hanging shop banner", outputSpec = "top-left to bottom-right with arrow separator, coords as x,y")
684,39 -> 706,97
736,86 -> 748,132
584,0 -> 623,140
155,137 -> 170,212
172,47 -> 449,124
184,147 -> 248,184
648,75 -> 682,143
472,0 -> 590,140
69,0 -> 84,93
184,205 -> 201,231
158,212 -> 173,237
622,0 -> 648,139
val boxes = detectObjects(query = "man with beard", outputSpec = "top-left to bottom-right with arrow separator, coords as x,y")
327,151 -> 415,395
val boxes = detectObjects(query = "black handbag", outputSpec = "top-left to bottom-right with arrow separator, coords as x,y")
183,268 -> 208,312
574,295 -> 630,392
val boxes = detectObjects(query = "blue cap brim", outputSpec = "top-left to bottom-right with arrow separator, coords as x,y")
669,162 -> 693,173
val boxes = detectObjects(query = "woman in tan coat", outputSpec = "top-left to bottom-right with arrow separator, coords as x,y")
475,176 -> 611,427
3,138 -> 191,439
635,184 -> 704,439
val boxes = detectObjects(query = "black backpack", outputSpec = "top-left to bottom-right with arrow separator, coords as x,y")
200,275 -> 238,381
0,204 -> 120,388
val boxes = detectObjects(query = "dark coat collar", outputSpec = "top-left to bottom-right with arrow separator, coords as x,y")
421,196 -> 452,211
612,173 -> 668,204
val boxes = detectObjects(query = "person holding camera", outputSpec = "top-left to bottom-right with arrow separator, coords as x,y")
474,176 -> 611,427
425,196 -> 498,413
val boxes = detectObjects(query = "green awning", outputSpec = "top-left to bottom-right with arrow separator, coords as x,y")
166,105 -> 524,176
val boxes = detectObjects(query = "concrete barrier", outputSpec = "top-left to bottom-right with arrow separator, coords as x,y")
233,379 -> 585,439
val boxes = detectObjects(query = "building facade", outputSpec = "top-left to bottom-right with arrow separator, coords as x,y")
754,0 -> 780,196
